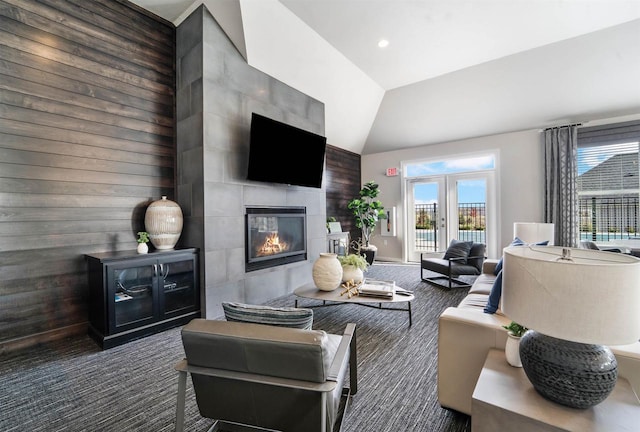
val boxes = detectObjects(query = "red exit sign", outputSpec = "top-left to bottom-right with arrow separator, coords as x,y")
386,167 -> 398,177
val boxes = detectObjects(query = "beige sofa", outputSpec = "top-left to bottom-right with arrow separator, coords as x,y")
438,259 -> 640,415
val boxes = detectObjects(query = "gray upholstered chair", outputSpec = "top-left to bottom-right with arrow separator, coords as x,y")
580,240 -> 622,253
175,319 -> 357,432
421,240 -> 486,289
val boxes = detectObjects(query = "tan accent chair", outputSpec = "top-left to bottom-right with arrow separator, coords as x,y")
175,319 -> 357,432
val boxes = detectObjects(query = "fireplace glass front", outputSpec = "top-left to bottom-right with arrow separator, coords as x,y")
245,207 -> 307,272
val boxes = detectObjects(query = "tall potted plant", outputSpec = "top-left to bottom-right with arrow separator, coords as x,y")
348,181 -> 386,264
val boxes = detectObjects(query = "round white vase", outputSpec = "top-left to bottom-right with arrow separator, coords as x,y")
341,265 -> 364,283
505,333 -> 522,367
312,253 -> 343,291
137,242 -> 149,254
145,196 -> 183,250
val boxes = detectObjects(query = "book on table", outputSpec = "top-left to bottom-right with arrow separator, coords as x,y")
359,278 -> 395,298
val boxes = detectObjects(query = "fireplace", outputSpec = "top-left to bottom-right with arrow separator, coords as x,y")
245,207 -> 307,272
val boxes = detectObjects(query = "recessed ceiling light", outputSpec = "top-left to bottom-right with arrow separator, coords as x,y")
378,39 -> 389,48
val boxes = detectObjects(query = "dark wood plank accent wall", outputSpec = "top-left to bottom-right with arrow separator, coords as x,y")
325,144 -> 361,251
0,0 -> 176,352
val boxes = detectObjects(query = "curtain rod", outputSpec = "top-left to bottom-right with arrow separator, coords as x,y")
542,122 -> 584,132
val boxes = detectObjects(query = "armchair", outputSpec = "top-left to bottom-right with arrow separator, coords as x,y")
580,240 -> 622,253
421,240 -> 486,289
175,319 -> 357,432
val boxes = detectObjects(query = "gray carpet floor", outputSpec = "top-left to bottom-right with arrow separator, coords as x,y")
0,263 -> 472,432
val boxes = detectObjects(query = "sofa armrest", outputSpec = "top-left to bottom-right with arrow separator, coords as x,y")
437,306 -> 511,415
481,259 -> 499,275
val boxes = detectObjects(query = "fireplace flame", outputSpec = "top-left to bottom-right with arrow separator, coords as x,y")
258,233 -> 289,256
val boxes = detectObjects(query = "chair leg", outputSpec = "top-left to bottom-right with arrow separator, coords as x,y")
349,327 -> 358,395
175,370 -> 187,432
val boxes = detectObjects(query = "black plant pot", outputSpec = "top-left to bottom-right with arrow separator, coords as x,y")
361,247 -> 377,265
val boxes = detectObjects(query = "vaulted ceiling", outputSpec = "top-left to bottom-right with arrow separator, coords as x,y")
130,0 -> 640,155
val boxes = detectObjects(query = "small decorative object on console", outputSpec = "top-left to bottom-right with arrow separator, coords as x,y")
144,196 -> 183,250
136,231 -> 149,254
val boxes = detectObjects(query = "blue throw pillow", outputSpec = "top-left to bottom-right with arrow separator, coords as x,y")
494,237 -> 526,275
484,270 -> 503,314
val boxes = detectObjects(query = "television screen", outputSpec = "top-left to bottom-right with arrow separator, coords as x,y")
247,113 -> 327,188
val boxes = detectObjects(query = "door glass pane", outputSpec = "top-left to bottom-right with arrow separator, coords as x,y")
456,179 -> 487,244
163,259 -> 196,314
114,266 -> 153,328
414,182 -> 442,252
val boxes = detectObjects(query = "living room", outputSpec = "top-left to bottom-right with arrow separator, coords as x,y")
1,0 -> 640,430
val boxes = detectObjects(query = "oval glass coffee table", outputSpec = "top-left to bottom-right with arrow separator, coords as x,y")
294,282 -> 414,326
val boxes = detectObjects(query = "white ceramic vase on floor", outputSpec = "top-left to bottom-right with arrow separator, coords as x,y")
505,333 -> 522,367
312,253 -> 343,291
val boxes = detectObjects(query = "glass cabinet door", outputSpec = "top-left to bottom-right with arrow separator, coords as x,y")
160,257 -> 198,317
111,265 -> 155,330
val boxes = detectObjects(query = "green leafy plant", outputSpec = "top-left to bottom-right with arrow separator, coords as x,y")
347,181 -> 386,248
338,253 -> 369,271
137,231 -> 149,244
503,321 -> 528,338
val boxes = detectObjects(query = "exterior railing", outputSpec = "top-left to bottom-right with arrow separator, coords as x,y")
415,203 -> 486,251
415,196 -> 640,252
579,196 -> 640,241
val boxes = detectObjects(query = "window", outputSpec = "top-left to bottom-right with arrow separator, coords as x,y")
577,121 -> 640,243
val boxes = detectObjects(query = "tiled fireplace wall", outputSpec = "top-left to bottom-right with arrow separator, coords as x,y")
176,6 -> 326,318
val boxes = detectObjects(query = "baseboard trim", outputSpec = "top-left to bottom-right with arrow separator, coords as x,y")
0,323 -> 88,355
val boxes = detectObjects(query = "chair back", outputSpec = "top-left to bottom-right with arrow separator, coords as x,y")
581,240 -> 600,250
467,243 -> 486,271
180,319 -> 343,432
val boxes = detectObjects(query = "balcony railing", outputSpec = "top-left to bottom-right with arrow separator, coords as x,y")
415,203 -> 486,251
414,197 -> 640,252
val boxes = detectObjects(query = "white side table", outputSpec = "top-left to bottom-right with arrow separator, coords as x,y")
472,348 -> 640,432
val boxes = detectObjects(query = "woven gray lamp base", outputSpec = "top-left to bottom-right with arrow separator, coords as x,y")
519,330 -> 618,409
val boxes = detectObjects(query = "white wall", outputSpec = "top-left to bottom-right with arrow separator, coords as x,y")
361,129 -> 545,261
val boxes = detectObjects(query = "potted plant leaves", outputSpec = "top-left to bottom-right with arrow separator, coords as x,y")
338,253 -> 369,283
348,181 -> 386,264
137,231 -> 150,254
503,321 -> 528,367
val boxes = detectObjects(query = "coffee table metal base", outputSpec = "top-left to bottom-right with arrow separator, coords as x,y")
294,283 -> 414,326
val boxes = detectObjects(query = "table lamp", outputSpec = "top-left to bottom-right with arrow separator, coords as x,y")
513,222 -> 555,245
502,245 -> 640,409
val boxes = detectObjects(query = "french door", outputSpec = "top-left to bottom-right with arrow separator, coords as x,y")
407,172 -> 495,262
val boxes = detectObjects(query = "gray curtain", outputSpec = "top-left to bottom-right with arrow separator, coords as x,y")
544,126 -> 578,247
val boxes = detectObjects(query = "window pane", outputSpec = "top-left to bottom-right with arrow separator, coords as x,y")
577,141 -> 639,242
406,155 -> 495,177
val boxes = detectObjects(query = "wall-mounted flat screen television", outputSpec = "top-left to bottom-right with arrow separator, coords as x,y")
247,113 -> 327,188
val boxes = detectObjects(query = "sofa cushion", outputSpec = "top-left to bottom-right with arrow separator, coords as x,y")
468,272 -> 497,296
483,270 -> 503,314
222,302 -> 314,330
443,239 -> 473,263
